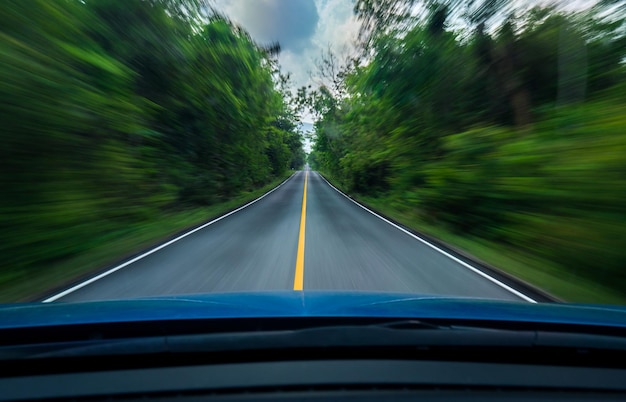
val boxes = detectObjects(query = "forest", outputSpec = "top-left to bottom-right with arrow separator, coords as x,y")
0,0 -> 304,300
1,0 -> 625,303
307,0 -> 626,302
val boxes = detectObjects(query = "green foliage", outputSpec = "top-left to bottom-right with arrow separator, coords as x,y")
309,2 -> 626,300
0,0 -> 303,293
418,103 -> 626,291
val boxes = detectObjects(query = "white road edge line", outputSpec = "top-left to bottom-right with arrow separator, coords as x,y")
315,172 -> 537,303
43,172 -> 300,303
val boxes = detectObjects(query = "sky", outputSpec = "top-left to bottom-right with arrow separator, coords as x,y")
213,0 -> 361,125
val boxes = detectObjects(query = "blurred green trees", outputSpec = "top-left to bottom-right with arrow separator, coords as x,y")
309,0 -> 626,299
0,0 -> 304,287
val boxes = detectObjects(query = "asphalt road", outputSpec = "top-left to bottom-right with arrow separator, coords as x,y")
52,170 -> 531,303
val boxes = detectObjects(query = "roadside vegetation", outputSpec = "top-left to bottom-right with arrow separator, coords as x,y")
306,0 -> 626,303
0,0 -> 304,301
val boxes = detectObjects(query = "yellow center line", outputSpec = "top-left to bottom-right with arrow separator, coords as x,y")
293,170 -> 308,290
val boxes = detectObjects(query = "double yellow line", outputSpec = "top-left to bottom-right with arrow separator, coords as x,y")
293,170 -> 308,290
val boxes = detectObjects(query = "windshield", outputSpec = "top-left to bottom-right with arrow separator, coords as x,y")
0,0 -> 624,307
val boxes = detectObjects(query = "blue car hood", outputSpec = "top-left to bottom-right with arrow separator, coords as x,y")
0,291 -> 625,329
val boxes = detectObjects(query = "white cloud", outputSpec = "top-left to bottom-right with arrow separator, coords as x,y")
212,0 -> 361,121
313,0 -> 360,52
